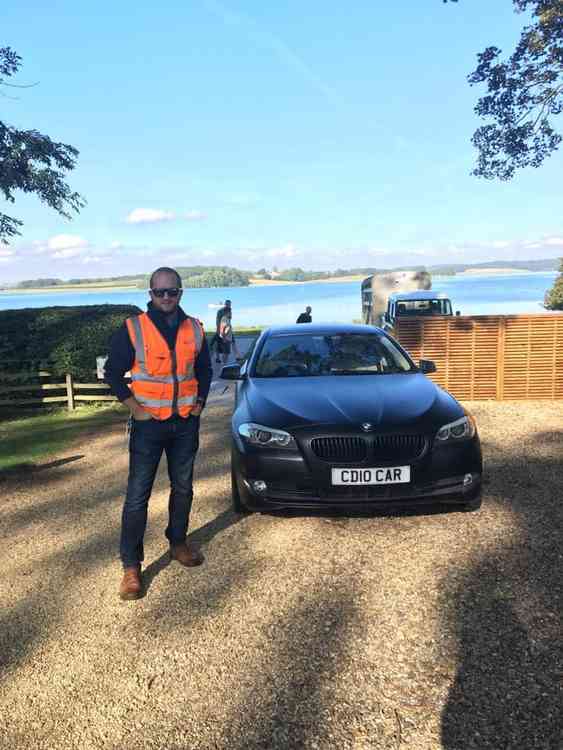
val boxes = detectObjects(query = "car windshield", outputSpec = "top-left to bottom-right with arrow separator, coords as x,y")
254,333 -> 414,377
395,298 -> 452,316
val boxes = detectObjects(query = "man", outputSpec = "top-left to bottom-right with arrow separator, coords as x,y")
213,299 -> 232,364
215,299 -> 232,335
217,307 -> 241,365
105,267 -> 213,600
296,306 -> 312,324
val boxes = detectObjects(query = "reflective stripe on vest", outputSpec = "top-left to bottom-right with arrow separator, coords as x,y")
135,394 -> 197,408
130,372 -> 193,384
129,315 -> 147,374
187,316 -> 203,354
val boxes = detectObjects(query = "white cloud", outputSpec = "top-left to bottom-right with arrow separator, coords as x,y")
366,247 -> 393,257
29,234 -> 91,260
544,236 -> 563,247
51,247 -> 85,259
110,241 -> 124,250
266,243 -> 298,259
81,255 -> 111,264
185,210 -> 207,221
47,234 -> 89,251
126,208 -> 176,224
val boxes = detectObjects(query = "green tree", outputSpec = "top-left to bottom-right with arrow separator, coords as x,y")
445,1 -> 562,180
544,258 -> 563,309
1,47 -> 85,243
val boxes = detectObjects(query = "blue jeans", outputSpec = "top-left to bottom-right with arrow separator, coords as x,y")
120,415 -> 200,568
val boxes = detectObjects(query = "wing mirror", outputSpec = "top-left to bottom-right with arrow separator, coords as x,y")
220,364 -> 243,380
418,359 -> 437,374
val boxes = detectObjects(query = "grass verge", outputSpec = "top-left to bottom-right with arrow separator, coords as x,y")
0,404 -> 127,473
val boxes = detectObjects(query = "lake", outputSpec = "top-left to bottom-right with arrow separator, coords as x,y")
0,272 -> 558,329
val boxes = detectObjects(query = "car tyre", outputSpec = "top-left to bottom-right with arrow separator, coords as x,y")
231,467 -> 251,514
462,494 -> 482,512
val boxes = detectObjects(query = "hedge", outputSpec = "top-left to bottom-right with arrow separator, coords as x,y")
0,305 -> 141,379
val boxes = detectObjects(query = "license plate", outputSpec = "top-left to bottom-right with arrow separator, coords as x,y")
331,466 -> 410,485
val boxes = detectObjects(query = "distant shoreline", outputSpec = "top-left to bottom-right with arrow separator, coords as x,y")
0,284 -> 139,294
0,269 -> 555,295
454,267 -> 532,276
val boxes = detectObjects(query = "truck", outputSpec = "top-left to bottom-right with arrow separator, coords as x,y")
361,271 -> 457,329
382,289 -> 457,330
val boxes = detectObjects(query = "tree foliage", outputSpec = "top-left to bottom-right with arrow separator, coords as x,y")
0,47 -> 85,243
544,257 -> 563,309
446,1 -> 563,180
183,267 -> 251,288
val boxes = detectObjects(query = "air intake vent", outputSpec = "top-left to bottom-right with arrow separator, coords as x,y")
310,437 -> 368,462
372,434 -> 426,462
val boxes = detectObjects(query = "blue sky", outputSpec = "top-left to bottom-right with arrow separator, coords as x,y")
2,0 -> 562,281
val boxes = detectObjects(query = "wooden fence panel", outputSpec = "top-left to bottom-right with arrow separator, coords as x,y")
395,313 -> 563,401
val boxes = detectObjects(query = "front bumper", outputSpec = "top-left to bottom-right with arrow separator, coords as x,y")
232,435 -> 482,511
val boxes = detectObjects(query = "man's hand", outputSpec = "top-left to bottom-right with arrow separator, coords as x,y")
191,399 -> 204,417
133,408 -> 153,421
124,396 -> 152,421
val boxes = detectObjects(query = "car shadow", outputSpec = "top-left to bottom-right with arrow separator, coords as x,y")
253,501 -> 469,522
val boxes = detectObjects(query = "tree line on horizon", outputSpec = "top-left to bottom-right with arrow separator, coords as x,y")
9,256 -> 561,288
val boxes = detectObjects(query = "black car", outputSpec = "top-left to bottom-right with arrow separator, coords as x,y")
221,324 -> 482,513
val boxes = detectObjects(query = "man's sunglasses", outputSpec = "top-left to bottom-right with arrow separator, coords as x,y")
151,287 -> 181,298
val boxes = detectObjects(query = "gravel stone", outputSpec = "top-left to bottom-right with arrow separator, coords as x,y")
0,400 -> 561,749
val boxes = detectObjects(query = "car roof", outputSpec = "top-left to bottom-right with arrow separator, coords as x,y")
389,290 -> 450,301
264,323 -> 384,337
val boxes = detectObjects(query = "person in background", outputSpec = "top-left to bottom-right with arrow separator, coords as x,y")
214,299 -> 232,363
216,299 -> 232,334
105,267 -> 213,601
218,307 -> 241,364
296,306 -> 312,324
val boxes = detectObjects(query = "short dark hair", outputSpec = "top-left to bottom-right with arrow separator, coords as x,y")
149,267 -> 182,288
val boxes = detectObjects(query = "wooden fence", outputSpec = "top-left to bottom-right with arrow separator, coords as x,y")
395,313 -> 563,400
0,365 -> 119,410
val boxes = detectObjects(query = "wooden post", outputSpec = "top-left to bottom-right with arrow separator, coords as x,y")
66,373 -> 75,411
496,317 -> 506,400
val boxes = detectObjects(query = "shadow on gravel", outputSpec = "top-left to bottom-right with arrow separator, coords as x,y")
202,585 -> 358,750
0,454 -> 85,482
0,413 -> 235,678
0,425 -> 230,536
441,447 -> 562,749
142,509 -> 245,595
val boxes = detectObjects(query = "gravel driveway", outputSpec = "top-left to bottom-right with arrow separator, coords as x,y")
0,400 -> 561,750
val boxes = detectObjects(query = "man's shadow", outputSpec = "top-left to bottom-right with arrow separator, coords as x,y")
141,508 -> 245,594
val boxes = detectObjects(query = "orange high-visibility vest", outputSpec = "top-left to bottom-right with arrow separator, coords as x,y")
125,313 -> 204,420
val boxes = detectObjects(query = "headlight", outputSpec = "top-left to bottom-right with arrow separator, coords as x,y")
238,422 -> 297,449
435,415 -> 476,443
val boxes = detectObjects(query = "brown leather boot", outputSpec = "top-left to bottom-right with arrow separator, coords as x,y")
170,542 -> 204,567
119,566 -> 142,600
